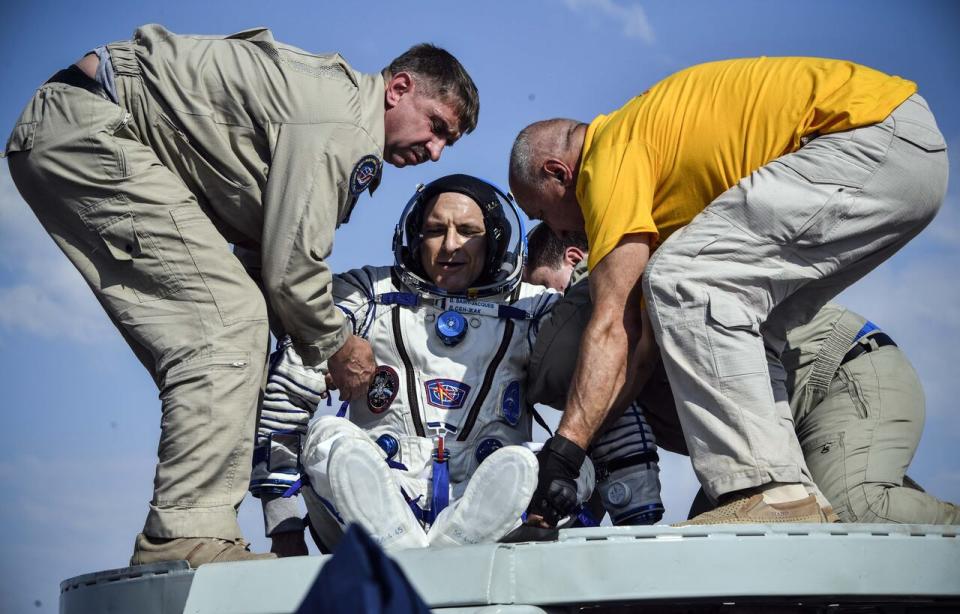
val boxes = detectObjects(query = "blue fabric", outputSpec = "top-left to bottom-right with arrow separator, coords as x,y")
379,291 -> 419,307
854,320 -> 880,341
428,457 -> 450,524
282,479 -> 302,498
576,505 -> 600,527
296,524 -> 430,614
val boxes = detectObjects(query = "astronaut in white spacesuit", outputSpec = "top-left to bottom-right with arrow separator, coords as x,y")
252,174 -> 594,552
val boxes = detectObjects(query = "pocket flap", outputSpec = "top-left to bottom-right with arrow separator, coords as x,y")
2,122 -> 36,157
707,292 -> 758,331
894,118 -> 947,152
99,214 -> 142,261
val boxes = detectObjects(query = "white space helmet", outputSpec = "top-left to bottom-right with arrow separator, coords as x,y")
392,174 -> 526,299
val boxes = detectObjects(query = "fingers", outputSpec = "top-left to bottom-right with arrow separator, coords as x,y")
270,531 -> 309,557
500,523 -> 559,543
328,336 -> 376,401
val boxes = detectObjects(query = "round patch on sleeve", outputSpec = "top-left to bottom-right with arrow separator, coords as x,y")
350,155 -> 382,195
475,438 -> 504,464
501,380 -> 521,426
367,365 -> 400,413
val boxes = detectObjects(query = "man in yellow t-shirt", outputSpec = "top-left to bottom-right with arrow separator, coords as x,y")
508,57 -> 947,527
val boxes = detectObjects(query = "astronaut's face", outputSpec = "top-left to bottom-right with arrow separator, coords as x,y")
419,192 -> 487,292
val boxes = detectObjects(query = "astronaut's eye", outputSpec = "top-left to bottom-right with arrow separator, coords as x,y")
457,225 -> 484,237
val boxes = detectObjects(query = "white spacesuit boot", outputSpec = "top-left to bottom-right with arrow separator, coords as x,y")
327,436 -> 429,551
302,416 -> 428,551
428,445 -> 538,547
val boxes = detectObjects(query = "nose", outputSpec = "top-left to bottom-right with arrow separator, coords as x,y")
441,227 -> 462,253
426,138 -> 444,162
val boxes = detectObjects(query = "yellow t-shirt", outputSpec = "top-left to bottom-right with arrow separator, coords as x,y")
577,57 -> 917,270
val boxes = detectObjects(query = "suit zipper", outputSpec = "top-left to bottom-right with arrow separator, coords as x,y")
392,306 -> 425,437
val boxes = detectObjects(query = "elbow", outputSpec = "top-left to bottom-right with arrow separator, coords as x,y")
591,302 -> 642,343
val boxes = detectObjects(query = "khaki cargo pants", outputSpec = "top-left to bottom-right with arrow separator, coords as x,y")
5,75 -> 269,540
642,94 -> 948,501
790,338 -> 959,524
530,294 -> 959,523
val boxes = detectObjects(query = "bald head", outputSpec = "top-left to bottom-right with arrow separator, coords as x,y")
508,119 -> 589,234
508,118 -> 585,197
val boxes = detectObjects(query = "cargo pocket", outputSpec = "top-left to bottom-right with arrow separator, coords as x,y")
99,106 -> 133,179
3,121 -> 37,157
703,291 -> 772,411
776,138 -> 872,189
154,112 -> 251,195
705,291 -> 766,377
83,195 -> 183,303
892,116 -> 947,152
836,367 -> 870,420
169,206 -> 267,326
3,89 -> 43,157
801,432 -> 852,521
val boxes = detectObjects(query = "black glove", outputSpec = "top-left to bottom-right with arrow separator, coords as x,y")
527,435 -> 586,527
499,524 -> 559,544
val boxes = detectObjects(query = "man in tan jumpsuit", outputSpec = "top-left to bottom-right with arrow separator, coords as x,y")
3,24 -> 479,565
526,233 -> 958,524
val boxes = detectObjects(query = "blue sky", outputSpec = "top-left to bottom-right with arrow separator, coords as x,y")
2,1 -> 959,611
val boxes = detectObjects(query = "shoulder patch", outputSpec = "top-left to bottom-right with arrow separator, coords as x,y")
475,438 -> 504,464
350,154 -> 382,195
501,380 -> 521,426
367,365 -> 399,413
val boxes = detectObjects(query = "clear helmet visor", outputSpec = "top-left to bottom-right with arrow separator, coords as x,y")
392,174 -> 527,299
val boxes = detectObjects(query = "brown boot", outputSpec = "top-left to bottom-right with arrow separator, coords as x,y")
130,533 -> 277,567
674,493 -> 839,526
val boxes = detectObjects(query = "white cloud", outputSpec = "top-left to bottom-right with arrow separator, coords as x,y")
564,0 -> 656,44
0,166 -> 113,343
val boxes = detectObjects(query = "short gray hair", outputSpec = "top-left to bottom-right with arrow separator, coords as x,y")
508,118 -> 584,196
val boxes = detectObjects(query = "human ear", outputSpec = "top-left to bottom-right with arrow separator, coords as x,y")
543,159 -> 568,185
564,246 -> 585,267
385,72 -> 413,108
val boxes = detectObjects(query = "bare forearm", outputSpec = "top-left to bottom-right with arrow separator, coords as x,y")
557,315 -> 634,448
592,309 -> 661,435
555,234 -> 652,449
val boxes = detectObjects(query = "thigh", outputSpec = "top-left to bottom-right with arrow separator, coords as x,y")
852,347 -> 924,486
9,83 -> 268,380
798,346 -> 924,519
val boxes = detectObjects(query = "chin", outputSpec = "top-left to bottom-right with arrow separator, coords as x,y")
434,278 -> 467,293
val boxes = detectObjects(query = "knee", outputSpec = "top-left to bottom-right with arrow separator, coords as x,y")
848,481 -> 895,522
303,416 -> 367,457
